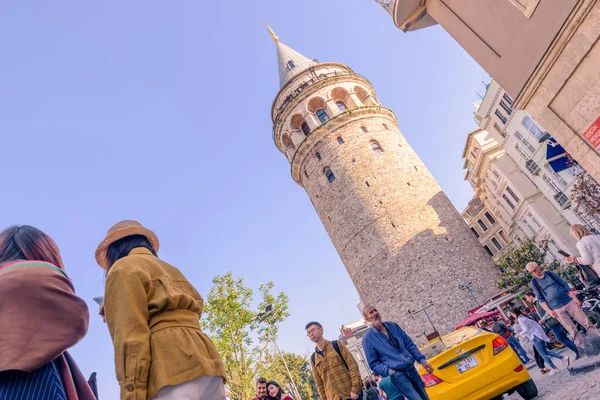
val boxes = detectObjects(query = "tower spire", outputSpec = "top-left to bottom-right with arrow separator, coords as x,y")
266,24 -> 317,88
265,22 -> 279,43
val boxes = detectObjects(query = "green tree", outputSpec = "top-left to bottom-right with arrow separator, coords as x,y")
259,352 -> 319,400
201,272 -> 290,400
494,238 -> 578,289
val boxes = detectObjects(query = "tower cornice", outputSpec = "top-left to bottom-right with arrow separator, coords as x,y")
290,106 -> 398,185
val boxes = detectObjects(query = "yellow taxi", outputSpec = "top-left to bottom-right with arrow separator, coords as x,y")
417,327 -> 538,400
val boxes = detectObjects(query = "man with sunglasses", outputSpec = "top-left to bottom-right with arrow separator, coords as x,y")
527,261 -> 599,352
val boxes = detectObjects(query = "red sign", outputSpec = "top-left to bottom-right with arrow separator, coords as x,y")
583,115 -> 600,150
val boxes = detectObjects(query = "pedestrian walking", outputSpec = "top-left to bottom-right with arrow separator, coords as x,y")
525,291 -> 581,360
95,220 -> 226,400
267,381 -> 293,400
527,261 -> 600,351
568,224 -> 600,277
306,321 -> 362,400
511,307 -> 569,376
491,316 -> 530,363
0,225 -> 96,400
363,379 -> 382,400
362,305 -> 433,400
511,316 -> 550,374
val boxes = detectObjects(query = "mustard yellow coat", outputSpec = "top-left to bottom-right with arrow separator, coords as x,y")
104,247 -> 225,400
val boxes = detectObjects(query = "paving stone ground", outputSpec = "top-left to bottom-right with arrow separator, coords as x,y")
505,349 -> 600,400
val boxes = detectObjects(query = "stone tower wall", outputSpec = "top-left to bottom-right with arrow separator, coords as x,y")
273,64 -> 499,341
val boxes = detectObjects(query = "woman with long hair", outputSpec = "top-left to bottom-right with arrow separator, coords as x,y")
511,307 -> 568,376
568,224 -> 600,276
96,220 -> 226,400
267,381 -> 293,400
0,225 -> 95,399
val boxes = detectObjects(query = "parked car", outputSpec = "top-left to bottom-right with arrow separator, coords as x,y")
418,326 -> 537,400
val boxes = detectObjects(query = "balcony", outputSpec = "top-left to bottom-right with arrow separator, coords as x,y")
374,0 -> 395,16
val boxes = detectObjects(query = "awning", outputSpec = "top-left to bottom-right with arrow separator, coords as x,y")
546,137 -> 578,173
454,310 -> 500,330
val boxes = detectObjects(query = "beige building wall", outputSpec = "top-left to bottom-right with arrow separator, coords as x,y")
375,0 -> 600,185
270,37 -> 498,341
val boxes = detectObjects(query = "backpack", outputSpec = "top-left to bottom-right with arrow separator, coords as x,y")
576,264 -> 600,287
364,387 -> 379,400
310,340 -> 348,370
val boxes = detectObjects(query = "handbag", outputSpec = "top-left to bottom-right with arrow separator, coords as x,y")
576,264 -> 600,286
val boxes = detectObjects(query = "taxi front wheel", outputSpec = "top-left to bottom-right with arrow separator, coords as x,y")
515,379 -> 538,399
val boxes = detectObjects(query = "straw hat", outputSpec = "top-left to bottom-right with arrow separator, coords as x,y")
95,220 -> 159,269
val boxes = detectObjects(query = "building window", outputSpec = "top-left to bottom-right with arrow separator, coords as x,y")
503,93 -> 514,105
499,230 -> 510,243
477,219 -> 488,232
491,169 -> 501,180
371,141 -> 383,154
493,122 -> 505,137
554,192 -> 569,207
525,159 -> 539,174
287,60 -> 295,70
531,216 -> 542,229
495,110 -> 508,124
336,101 -> 347,112
470,147 -> 480,159
500,100 -> 513,115
316,152 -> 322,161
470,227 -> 480,238
337,137 -> 344,144
301,122 -> 310,135
484,211 -> 496,225
361,126 -> 368,134
468,176 -> 477,187
383,123 -> 389,130
324,167 -> 335,183
503,194 -> 516,209
522,116 -> 545,141
316,109 -> 329,123
483,245 -> 495,257
506,187 -> 520,203
491,237 -> 503,251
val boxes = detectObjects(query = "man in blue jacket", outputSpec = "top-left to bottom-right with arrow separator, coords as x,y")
362,305 -> 433,400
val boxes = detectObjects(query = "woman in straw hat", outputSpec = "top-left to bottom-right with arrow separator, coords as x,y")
567,224 -> 600,276
96,220 -> 226,400
0,225 -> 96,400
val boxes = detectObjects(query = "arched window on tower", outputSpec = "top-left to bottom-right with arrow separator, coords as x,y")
301,122 -> 310,135
336,101 -> 347,112
371,141 -> 383,154
287,60 -> 295,71
324,167 -> 335,183
383,123 -> 389,130
361,126 -> 368,134
316,152 -> 322,160
337,137 -> 344,145
316,109 -> 329,123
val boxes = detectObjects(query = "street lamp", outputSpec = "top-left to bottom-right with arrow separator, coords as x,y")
458,282 -> 480,306
254,304 -> 302,400
408,301 -> 446,347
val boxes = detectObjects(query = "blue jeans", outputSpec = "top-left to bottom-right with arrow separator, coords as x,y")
550,324 -> 579,356
390,366 -> 429,400
533,336 -> 564,369
507,336 -> 530,363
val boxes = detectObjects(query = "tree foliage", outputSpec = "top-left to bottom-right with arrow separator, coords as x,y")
494,239 -> 578,289
201,272 -> 290,400
258,352 -> 319,400
571,171 -> 600,227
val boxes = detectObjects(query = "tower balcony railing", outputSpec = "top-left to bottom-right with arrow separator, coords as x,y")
374,0 -> 395,16
272,70 -> 370,131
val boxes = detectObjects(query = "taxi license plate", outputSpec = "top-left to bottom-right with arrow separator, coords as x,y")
455,355 -> 478,373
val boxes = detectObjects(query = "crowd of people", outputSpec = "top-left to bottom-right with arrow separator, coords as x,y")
1,220 -> 599,400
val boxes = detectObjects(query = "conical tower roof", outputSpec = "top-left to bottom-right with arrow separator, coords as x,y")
266,23 -> 317,88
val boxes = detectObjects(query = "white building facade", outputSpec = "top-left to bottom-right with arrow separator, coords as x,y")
462,80 -> 600,261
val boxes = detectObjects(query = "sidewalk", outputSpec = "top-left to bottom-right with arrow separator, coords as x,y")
506,349 -> 600,399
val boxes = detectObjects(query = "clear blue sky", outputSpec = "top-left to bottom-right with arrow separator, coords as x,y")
0,1 -> 488,398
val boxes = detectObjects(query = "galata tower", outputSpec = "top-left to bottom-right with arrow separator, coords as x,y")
267,25 -> 498,338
